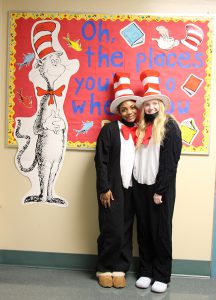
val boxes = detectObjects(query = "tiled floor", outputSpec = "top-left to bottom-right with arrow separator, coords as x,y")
0,265 -> 215,300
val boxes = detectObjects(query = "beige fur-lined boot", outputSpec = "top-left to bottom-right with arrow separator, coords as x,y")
96,272 -> 113,288
112,271 -> 126,288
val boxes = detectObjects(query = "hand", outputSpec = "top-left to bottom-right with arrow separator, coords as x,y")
43,110 -> 65,133
153,193 -> 163,205
100,190 -> 114,208
52,110 -> 66,132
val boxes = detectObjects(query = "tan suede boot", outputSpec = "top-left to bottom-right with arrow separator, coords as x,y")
112,272 -> 126,288
96,272 -> 113,288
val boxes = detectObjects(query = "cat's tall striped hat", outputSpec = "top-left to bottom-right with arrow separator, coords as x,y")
136,69 -> 170,109
32,20 -> 62,60
181,23 -> 204,52
110,72 -> 141,114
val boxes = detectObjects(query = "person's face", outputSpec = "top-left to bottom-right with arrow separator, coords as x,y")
143,99 -> 160,114
118,100 -> 137,123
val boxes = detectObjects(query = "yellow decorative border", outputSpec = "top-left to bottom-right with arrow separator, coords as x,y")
67,140 -> 96,149
7,12 -> 214,152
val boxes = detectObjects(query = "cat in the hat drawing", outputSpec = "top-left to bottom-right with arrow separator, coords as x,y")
15,20 -> 79,206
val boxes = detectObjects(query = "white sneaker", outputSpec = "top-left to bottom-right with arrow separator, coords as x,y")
151,281 -> 167,293
135,277 -> 151,289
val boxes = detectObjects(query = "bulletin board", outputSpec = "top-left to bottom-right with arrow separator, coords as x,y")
6,12 -> 214,154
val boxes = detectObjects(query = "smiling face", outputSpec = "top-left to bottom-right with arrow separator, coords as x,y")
118,100 -> 137,123
142,99 -> 160,115
37,53 -> 65,84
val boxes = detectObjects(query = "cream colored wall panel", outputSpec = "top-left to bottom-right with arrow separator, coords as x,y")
3,0 -> 216,14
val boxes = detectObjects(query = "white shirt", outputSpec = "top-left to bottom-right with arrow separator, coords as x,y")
133,137 -> 160,185
118,121 -> 136,189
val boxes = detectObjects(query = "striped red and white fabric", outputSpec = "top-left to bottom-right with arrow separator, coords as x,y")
181,23 -> 204,52
110,72 -> 141,113
32,21 -> 59,59
140,69 -> 162,97
113,73 -> 134,99
135,69 -> 170,109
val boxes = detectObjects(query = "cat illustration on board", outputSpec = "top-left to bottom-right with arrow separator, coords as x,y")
15,20 -> 80,207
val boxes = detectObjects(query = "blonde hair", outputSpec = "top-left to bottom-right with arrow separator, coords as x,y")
136,100 -> 170,148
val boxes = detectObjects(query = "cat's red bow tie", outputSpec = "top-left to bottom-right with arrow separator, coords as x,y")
121,124 -> 153,146
121,125 -> 137,144
36,85 -> 65,105
142,124 -> 153,145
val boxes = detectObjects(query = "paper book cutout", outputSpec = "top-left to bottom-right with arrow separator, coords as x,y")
120,22 -> 145,48
181,74 -> 203,97
180,118 -> 199,145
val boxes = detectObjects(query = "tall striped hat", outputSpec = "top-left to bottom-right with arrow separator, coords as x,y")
110,72 -> 141,114
136,69 -> 170,109
181,23 -> 204,52
32,21 -> 62,60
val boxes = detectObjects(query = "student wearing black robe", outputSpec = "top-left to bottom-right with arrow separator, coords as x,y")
94,72 -> 141,288
133,69 -> 182,293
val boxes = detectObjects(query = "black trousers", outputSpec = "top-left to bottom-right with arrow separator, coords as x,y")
133,178 -> 176,283
97,187 -> 134,273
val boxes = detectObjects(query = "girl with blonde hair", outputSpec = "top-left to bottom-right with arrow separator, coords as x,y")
136,99 -> 167,148
133,70 -> 182,293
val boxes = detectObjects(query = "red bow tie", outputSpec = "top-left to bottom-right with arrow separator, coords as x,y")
121,125 -> 137,144
36,85 -> 65,105
142,124 -> 153,145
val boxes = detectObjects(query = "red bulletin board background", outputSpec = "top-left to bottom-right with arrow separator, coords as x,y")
7,12 -> 214,153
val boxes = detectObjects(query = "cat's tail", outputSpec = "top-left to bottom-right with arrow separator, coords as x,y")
15,119 -> 38,172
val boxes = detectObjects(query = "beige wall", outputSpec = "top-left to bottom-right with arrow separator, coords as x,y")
1,0 -> 216,261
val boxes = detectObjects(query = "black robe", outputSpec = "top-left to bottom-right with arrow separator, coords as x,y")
133,117 -> 182,283
94,120 -> 134,272
95,120 -> 123,198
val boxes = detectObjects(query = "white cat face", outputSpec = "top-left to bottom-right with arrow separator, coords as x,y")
42,53 -> 66,79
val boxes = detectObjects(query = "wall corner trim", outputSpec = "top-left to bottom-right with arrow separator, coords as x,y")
0,250 -> 211,277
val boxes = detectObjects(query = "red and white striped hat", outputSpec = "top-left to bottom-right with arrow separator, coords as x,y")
181,23 -> 204,52
136,69 -> 170,109
110,72 -> 141,113
32,20 -> 62,60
